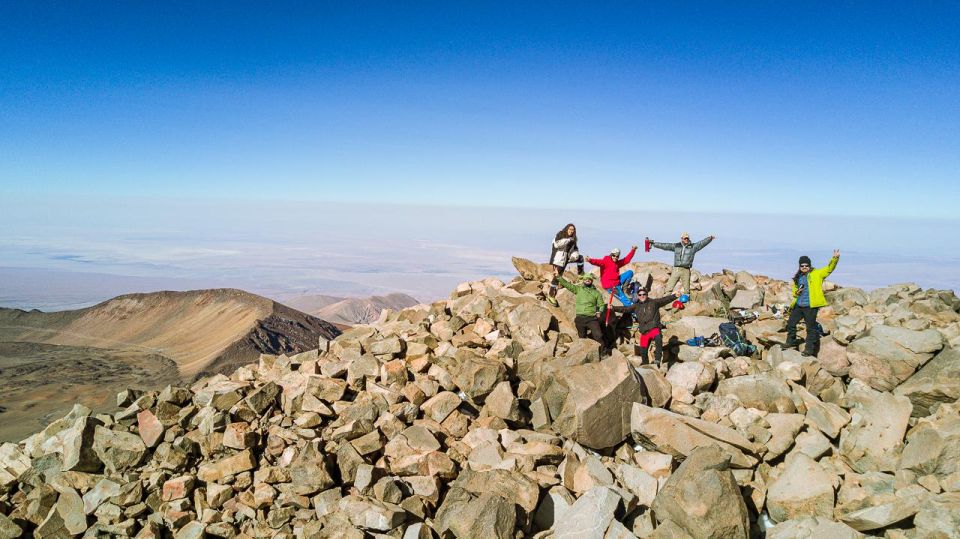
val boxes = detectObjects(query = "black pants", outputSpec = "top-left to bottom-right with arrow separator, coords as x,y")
786,305 -> 820,355
635,334 -> 664,365
575,315 -> 603,343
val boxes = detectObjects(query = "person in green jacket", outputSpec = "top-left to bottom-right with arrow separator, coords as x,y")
786,250 -> 840,356
557,274 -> 606,344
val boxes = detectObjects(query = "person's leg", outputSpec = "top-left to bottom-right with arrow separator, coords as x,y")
665,269 -> 680,295
585,318 -> 603,344
575,316 -> 589,338
652,333 -> 665,367
802,307 -> 820,355
785,307 -> 803,347
637,343 -> 650,364
571,252 -> 585,275
620,270 -> 635,305
548,266 -> 561,305
680,268 -> 691,295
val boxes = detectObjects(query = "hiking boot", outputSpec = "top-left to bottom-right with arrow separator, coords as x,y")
784,339 -> 802,349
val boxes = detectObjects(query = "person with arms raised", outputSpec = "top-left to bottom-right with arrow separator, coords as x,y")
650,232 -> 715,295
612,287 -> 677,367
786,250 -> 840,356
556,274 -> 607,346
587,245 -> 637,307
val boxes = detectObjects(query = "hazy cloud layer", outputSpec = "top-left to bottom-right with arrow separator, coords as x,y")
1,197 -> 957,311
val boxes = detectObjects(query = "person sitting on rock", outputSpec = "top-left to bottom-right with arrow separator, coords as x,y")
587,245 -> 637,306
557,274 -> 606,345
650,232 -> 715,295
612,287 -> 677,367
786,250 -> 840,357
547,223 -> 585,306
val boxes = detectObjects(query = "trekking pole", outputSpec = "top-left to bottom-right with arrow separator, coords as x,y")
604,288 -> 616,325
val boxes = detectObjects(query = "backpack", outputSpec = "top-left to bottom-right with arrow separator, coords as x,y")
718,322 -> 757,356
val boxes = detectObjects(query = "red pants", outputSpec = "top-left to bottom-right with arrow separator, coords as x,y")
638,327 -> 661,348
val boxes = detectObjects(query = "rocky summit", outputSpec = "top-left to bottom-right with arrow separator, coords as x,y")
2,258 -> 960,538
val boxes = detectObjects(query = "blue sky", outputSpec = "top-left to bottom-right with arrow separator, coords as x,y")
2,2 -> 958,217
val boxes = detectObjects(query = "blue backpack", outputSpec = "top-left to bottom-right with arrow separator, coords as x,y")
718,322 -> 757,356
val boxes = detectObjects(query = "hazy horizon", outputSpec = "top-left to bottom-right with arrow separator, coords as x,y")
2,197 -> 957,312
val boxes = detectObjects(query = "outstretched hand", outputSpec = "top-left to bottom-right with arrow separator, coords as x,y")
631,245 -> 638,251
833,249 -> 841,258
710,235 -> 716,240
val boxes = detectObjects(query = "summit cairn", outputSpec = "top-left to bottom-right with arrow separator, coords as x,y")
1,258 -> 959,537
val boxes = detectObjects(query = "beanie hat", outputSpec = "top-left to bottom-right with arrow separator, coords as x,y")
611,248 -> 621,256
799,255 -> 812,266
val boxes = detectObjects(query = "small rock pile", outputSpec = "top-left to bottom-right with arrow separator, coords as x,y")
2,257 -> 960,538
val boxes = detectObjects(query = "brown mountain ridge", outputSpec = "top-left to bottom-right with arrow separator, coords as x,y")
0,288 -> 340,441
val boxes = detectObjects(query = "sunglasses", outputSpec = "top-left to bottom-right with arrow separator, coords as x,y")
800,264 -> 810,268
637,292 -> 648,296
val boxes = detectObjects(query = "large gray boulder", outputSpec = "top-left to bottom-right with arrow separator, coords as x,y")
894,347 -> 960,417
651,445 -> 750,539
898,402 -> 960,479
552,357 -> 647,450
839,380 -> 911,473
847,325 -> 943,391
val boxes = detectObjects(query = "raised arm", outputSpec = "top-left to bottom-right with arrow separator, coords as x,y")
618,246 -> 637,266
587,256 -> 604,266
816,250 -> 840,279
654,294 -> 678,307
693,236 -> 715,252
651,241 -> 676,252
557,277 -> 577,293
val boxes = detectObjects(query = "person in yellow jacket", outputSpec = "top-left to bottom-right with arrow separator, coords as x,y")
786,249 -> 840,356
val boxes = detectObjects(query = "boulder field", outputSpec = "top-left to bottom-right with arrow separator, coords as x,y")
2,258 -> 959,538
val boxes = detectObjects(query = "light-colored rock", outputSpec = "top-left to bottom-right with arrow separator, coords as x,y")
766,453 -> 837,523
839,380 -> 911,473
92,426 -> 147,473
631,403 -> 758,468
766,517 -> 863,539
717,373 -> 795,413
553,486 -> 621,539
847,326 -> 942,392
651,445 -> 750,539
895,347 -> 960,417
913,492 -> 960,539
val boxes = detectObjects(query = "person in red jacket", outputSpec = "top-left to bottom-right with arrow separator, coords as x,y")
588,245 -> 637,306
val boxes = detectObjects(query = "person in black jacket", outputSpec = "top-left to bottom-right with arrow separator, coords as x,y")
547,223 -> 585,306
613,287 -> 677,367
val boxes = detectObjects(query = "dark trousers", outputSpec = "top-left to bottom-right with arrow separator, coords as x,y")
575,315 -> 603,343
635,334 -> 664,365
786,305 -> 820,355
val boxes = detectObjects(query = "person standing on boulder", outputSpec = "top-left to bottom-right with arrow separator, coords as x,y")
650,233 -> 715,295
612,287 -> 677,367
587,245 -> 637,306
547,223 -> 585,306
786,250 -> 840,356
557,274 -> 606,345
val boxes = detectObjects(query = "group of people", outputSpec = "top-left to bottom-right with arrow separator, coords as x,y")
546,223 -> 840,365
